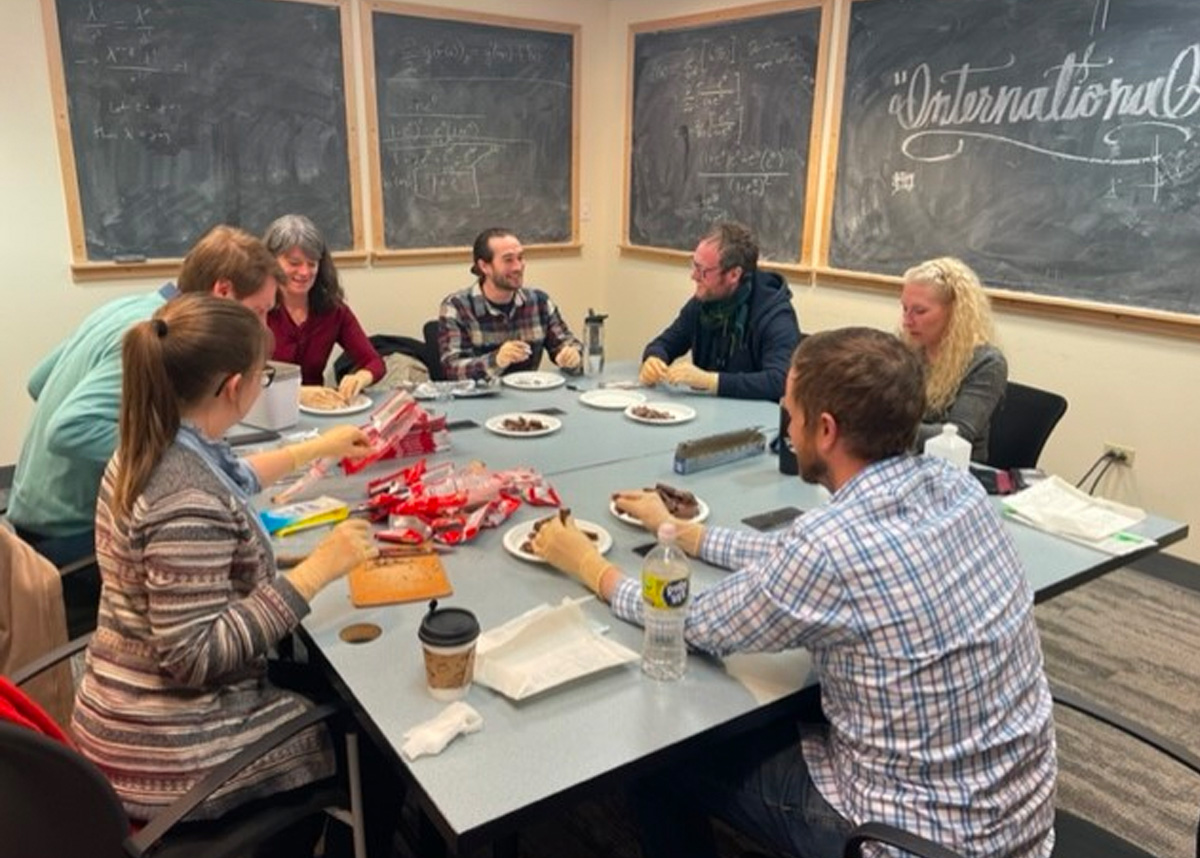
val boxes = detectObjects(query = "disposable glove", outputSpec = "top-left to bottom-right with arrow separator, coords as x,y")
299,386 -> 347,410
495,340 -> 532,369
288,425 -> 372,470
285,519 -> 378,600
667,361 -> 718,393
337,368 -> 373,402
531,513 -> 616,594
611,489 -> 671,534
638,356 -> 668,386
554,345 -> 581,370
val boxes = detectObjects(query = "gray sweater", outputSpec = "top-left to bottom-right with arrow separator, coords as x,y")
916,344 -> 1008,462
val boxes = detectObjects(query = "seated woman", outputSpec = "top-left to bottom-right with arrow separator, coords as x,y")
72,294 -> 378,835
263,214 -> 385,409
900,257 -> 1007,461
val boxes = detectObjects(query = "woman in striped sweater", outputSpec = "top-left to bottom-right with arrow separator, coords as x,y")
71,294 -> 377,840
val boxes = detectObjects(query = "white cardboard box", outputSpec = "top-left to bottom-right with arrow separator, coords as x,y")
243,361 -> 301,430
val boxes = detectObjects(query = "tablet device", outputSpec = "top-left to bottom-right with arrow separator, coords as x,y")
741,506 -> 803,531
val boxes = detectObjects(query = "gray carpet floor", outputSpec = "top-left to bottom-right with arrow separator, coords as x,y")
400,566 -> 1200,858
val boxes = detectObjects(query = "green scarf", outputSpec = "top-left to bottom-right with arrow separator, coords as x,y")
694,280 -> 752,370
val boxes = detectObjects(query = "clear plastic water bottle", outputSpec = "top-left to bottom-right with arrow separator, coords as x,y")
924,423 -> 971,470
641,521 -> 690,681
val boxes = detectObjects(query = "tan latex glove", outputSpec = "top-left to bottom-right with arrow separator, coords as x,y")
337,369 -> 373,402
611,489 -> 671,534
288,425 -> 373,470
300,386 -> 347,410
639,356 -> 668,386
667,361 -> 718,393
285,519 -> 379,601
495,340 -> 532,369
555,345 -> 581,370
531,514 -> 616,594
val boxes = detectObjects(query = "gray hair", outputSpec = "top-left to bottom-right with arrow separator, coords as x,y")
263,214 -> 325,260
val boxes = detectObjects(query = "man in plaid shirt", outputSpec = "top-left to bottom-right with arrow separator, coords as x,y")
534,327 -> 1057,858
437,228 -> 584,380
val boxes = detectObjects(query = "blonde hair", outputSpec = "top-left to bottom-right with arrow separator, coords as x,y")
900,257 -> 997,413
112,295 -> 270,522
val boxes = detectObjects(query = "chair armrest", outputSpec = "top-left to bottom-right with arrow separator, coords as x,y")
843,822 -> 966,858
9,633 -> 93,686
59,553 -> 97,577
127,700 -> 348,855
1051,684 -> 1200,777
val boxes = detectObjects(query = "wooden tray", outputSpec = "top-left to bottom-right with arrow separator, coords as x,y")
348,551 -> 452,607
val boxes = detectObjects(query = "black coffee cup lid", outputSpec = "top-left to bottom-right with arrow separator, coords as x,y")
418,600 -> 480,647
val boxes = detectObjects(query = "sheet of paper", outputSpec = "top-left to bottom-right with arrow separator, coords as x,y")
1002,475 -> 1145,542
475,597 -> 638,700
722,650 -> 815,704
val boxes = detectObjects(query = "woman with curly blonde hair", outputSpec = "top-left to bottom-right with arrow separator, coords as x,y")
899,257 -> 1007,461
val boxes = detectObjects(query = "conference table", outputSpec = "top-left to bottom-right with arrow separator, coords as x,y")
277,366 -> 1187,857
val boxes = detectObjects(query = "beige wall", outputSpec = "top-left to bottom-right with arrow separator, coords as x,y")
4,0 -> 1197,560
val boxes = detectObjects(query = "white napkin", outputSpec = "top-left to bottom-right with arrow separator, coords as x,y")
401,701 -> 483,761
474,597 -> 639,700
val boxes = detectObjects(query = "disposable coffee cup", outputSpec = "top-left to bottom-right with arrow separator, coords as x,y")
418,600 -> 480,701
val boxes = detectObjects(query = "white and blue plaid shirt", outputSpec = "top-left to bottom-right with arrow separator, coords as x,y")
612,455 -> 1056,857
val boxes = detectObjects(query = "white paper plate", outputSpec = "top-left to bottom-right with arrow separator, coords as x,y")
623,401 -> 697,425
578,389 -> 647,410
412,380 -> 499,400
452,381 -> 500,398
501,371 -> 566,391
485,412 -> 563,438
502,518 -> 613,563
298,393 -> 373,416
609,494 -> 710,526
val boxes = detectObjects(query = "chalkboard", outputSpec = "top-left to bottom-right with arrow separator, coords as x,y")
829,0 -> 1200,315
627,4 -> 825,264
46,0 -> 358,265
367,6 -> 577,252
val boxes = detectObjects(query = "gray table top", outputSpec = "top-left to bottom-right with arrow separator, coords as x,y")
284,368 -> 1187,853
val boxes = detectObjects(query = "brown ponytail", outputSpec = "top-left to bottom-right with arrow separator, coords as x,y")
111,294 -> 270,522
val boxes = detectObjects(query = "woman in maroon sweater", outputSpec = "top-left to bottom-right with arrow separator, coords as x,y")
263,215 -> 384,408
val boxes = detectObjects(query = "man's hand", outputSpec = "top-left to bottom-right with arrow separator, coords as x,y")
612,490 -> 671,534
337,369 -> 373,402
496,340 -> 533,369
531,513 -> 615,594
639,356 -> 668,386
666,361 -> 718,393
555,345 -> 582,370
300,386 -> 347,410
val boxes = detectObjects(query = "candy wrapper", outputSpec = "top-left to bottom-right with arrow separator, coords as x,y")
341,391 -> 450,476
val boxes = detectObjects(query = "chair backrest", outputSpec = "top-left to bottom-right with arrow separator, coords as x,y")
986,381 -> 1068,471
422,319 -> 447,381
0,720 -> 130,858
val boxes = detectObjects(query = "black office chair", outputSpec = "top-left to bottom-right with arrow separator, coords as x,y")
422,319 -> 447,380
333,332 -> 435,384
1,637 -> 366,858
842,688 -> 1200,858
986,381 -> 1068,471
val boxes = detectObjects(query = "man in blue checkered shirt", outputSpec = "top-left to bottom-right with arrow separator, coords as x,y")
437,228 -> 584,380
534,327 -> 1057,858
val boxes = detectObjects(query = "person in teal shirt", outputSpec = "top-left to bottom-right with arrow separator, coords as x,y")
8,225 -> 279,636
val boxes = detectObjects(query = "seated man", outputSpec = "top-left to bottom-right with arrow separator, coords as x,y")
437,227 -> 583,380
535,327 -> 1057,858
7,226 -> 280,637
639,222 -> 800,401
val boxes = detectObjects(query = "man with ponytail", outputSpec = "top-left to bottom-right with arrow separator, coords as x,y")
9,225 -> 282,636
72,294 -> 380,852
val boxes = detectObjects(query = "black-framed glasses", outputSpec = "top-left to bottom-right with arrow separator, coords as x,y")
214,364 -> 276,397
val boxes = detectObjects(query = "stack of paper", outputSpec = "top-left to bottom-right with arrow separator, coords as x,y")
1002,476 -> 1154,555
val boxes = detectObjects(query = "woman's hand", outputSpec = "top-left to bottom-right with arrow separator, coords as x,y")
337,369 -> 373,402
285,519 -> 379,600
300,385 -> 347,410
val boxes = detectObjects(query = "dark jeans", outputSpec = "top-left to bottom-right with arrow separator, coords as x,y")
13,525 -> 100,639
631,718 -> 853,858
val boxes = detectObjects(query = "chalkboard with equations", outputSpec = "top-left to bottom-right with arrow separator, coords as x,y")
367,7 -> 577,253
829,0 -> 1200,316
627,4 -> 825,264
47,0 -> 358,267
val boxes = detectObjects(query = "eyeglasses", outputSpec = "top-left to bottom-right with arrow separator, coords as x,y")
214,364 -> 276,397
691,259 -> 723,278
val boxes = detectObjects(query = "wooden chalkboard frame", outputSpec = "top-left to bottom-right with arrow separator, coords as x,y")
362,1 -> 581,265
816,0 -> 1200,339
41,0 -> 365,281
621,0 -> 831,269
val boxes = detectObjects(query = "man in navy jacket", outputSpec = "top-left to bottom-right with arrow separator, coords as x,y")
639,222 -> 801,401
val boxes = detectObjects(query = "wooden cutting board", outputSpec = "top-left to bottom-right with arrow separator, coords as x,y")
348,551 -> 452,607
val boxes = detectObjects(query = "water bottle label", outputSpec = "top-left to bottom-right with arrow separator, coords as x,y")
643,574 -> 689,609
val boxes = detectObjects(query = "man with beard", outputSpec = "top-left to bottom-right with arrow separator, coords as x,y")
532,328 -> 1058,858
436,227 -> 584,380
